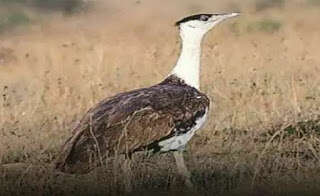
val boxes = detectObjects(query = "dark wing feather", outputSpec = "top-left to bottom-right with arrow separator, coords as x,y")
54,77 -> 209,174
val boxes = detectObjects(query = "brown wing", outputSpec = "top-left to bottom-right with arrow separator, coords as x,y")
54,76 -> 209,174
55,107 -> 175,174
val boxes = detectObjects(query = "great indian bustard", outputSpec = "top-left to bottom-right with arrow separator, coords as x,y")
55,13 -> 239,187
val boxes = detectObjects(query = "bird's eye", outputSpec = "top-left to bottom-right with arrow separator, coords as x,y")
200,15 -> 210,21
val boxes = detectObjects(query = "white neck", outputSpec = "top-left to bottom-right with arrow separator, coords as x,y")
170,31 -> 204,89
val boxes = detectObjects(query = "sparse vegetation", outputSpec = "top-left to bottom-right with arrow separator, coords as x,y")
1,0 -> 320,195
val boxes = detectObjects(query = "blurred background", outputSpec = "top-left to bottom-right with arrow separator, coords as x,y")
0,0 -> 320,195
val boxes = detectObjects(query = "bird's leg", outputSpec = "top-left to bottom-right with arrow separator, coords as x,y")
173,150 -> 193,188
122,155 -> 133,193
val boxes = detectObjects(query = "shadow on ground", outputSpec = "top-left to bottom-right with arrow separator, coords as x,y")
1,151 -> 320,196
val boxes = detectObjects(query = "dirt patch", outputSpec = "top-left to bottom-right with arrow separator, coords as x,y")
0,47 -> 16,65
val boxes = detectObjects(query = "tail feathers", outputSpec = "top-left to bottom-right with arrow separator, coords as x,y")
54,137 -> 76,172
54,127 -> 93,174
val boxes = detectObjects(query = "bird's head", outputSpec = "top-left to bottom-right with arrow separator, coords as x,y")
175,13 -> 239,40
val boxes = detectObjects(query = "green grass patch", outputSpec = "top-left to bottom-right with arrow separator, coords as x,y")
0,0 -> 28,4
255,0 -> 285,11
0,11 -> 30,32
307,0 -> 320,6
229,22 -> 241,36
0,0 -> 89,15
33,0 -> 85,14
228,19 -> 282,35
247,18 -> 282,33
284,119 -> 320,136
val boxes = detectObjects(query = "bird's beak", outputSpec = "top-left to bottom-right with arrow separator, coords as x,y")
221,12 -> 240,20
227,12 -> 240,18
209,12 -> 240,22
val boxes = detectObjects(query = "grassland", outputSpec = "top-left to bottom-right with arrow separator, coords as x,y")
1,0 -> 320,195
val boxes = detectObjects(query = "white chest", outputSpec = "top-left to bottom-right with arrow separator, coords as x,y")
158,109 -> 208,152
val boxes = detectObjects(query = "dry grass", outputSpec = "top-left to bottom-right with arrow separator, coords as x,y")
1,0 -> 320,195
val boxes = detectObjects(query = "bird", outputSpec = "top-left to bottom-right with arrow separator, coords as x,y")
54,12 -> 239,187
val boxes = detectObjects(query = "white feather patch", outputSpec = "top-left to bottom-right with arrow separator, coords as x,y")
158,109 -> 208,152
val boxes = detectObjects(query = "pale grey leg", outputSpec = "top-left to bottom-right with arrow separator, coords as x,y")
173,151 -> 193,188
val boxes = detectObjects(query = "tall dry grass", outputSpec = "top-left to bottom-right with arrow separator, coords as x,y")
0,0 -> 320,195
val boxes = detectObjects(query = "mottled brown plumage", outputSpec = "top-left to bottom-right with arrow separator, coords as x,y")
55,75 -> 209,173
